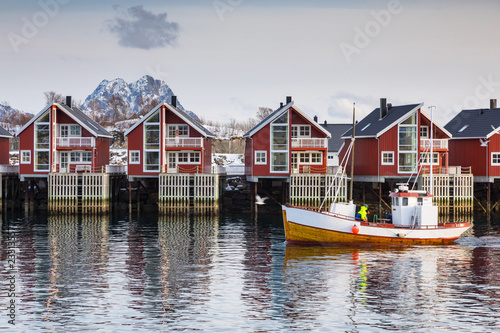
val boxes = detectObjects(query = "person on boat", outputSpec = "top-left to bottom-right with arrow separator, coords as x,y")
386,210 -> 393,223
355,205 -> 369,222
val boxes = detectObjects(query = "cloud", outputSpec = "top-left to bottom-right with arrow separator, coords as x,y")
106,5 -> 180,49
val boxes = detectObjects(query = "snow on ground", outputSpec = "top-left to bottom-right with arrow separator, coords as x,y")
212,153 -> 244,166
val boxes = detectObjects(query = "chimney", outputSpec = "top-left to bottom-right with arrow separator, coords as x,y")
171,95 -> 177,108
380,98 -> 387,119
491,99 -> 497,109
280,102 -> 283,108
314,115 -> 318,122
66,96 -> 72,108
286,96 -> 292,104
324,120 -> 327,125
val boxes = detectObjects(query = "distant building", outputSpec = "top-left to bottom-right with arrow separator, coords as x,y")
339,98 -> 452,182
125,97 -> 215,180
319,122 -> 352,167
0,125 -> 13,165
16,96 -> 113,180
445,99 -> 500,182
243,96 -> 331,183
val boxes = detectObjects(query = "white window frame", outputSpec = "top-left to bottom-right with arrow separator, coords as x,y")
270,112 -> 289,173
34,111 -> 50,171
420,125 -> 429,138
129,150 -> 140,164
60,124 -> 82,137
381,151 -> 394,165
398,114 -> 418,174
168,124 -> 189,137
69,151 -> 92,164
420,152 -> 439,165
291,125 -> 311,138
144,111 -> 161,172
255,151 -> 267,165
492,152 -> 500,166
21,150 -> 31,164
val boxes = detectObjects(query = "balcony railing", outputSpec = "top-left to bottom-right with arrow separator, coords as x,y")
420,139 -> 448,150
56,137 -> 95,147
165,137 -> 203,148
291,138 -> 328,149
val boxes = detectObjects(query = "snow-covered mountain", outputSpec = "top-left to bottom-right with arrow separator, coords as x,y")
0,103 -> 32,131
80,75 -> 198,122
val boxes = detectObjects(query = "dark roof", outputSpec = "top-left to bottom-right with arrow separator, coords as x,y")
445,108 -> 500,139
342,103 -> 422,138
0,125 -> 12,138
172,105 -> 215,138
320,123 -> 352,152
16,103 -> 112,138
58,104 -> 112,138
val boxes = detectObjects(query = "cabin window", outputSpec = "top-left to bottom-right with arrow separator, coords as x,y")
34,151 -> 50,171
420,126 -> 428,138
255,151 -> 267,164
270,111 -> 289,173
168,124 -> 189,137
291,125 -> 310,138
492,153 -> 500,166
129,151 -> 140,164
144,151 -> 160,171
402,197 -> 408,206
381,151 -> 394,165
178,152 -> 189,163
392,197 -> 399,206
21,151 -> 31,164
398,113 -> 418,173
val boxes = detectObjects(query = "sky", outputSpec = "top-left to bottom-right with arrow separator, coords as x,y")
2,0 -> 500,125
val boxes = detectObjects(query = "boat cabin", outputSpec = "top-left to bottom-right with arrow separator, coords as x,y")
389,185 -> 438,227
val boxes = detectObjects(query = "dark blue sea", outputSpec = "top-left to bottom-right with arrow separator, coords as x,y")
1,211 -> 499,332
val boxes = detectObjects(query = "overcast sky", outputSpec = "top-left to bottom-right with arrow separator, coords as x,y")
2,0 -> 500,125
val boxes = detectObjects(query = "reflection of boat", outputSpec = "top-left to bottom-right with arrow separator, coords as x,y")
282,185 -> 471,245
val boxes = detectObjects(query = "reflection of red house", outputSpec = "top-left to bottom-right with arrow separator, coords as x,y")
15,97 -> 113,180
243,97 -> 331,182
339,99 -> 451,182
0,126 -> 13,165
125,97 -> 215,180
445,99 -> 500,182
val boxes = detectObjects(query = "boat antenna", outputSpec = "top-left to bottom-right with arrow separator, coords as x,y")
349,102 -> 355,202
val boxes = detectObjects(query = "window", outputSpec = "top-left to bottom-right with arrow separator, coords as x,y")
296,152 -> 322,165
310,152 -> 321,163
270,111 -> 289,172
144,151 -> 160,171
69,151 -> 92,163
398,114 -> 418,173
21,151 -> 31,164
168,124 -> 189,137
34,151 -> 50,171
492,153 -> 500,166
291,125 -> 310,138
402,197 -> 408,206
420,126 -> 428,138
255,151 -> 267,164
420,152 -> 439,165
129,151 -> 140,164
60,124 -> 81,137
189,152 -> 200,163
35,124 -> 50,149
178,152 -> 189,163
381,151 -> 394,165
34,111 -> 50,171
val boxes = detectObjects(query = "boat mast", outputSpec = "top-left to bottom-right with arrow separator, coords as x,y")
428,105 -> 435,195
350,103 -> 355,202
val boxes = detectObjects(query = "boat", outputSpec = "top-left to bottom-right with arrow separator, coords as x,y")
282,103 -> 471,245
282,184 -> 471,245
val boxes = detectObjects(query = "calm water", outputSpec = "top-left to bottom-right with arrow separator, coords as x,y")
1,211 -> 500,332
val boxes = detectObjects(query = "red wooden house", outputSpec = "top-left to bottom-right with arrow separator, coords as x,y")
16,97 -> 113,181
339,99 -> 452,182
243,97 -> 332,183
0,126 -> 13,165
125,97 -> 215,180
445,99 -> 500,182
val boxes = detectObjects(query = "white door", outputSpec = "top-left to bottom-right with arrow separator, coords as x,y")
167,152 -> 177,173
60,152 -> 69,172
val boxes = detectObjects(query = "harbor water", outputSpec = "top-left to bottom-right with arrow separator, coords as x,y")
1,211 -> 499,332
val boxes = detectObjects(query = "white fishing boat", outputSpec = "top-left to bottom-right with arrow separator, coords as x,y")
282,103 -> 471,245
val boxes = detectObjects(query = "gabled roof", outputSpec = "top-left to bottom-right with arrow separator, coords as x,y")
320,123 -> 352,152
0,125 -> 13,138
445,108 -> 500,139
342,103 -> 423,139
243,101 -> 332,138
124,103 -> 215,138
16,103 -> 112,138
420,109 -> 452,138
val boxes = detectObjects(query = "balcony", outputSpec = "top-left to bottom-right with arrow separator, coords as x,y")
165,137 -> 203,148
56,137 -> 95,148
420,139 -> 448,150
291,138 -> 328,149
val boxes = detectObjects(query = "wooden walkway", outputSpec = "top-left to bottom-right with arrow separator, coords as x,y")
158,173 -> 220,214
